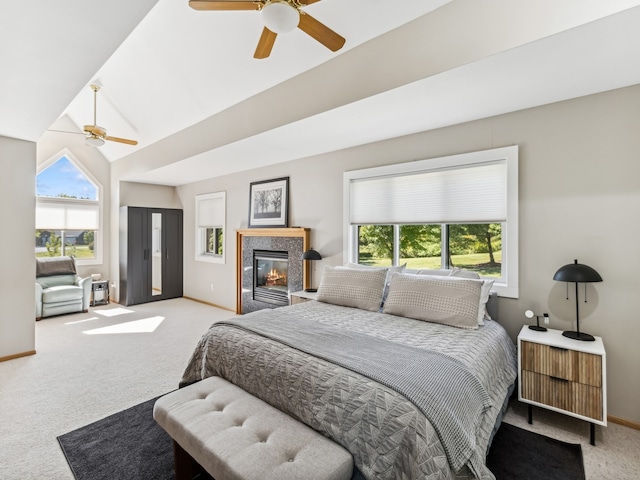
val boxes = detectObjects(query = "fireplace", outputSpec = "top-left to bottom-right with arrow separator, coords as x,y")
236,227 -> 309,314
253,250 -> 289,306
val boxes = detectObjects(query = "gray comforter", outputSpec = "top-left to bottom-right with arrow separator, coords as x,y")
181,301 -> 517,480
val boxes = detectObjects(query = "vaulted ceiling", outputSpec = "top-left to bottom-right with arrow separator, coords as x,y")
3,1 -> 640,186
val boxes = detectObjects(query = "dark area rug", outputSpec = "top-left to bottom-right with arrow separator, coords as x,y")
58,395 -> 175,480
58,396 -> 585,480
487,422 -> 586,480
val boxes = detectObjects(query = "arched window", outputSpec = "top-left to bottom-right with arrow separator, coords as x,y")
35,150 -> 103,265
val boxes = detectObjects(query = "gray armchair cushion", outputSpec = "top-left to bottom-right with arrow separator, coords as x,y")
36,274 -> 78,289
42,285 -> 84,303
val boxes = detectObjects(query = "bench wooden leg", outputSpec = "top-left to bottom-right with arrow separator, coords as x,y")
173,440 -> 201,480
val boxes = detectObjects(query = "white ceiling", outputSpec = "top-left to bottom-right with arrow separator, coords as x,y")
3,1 -> 640,187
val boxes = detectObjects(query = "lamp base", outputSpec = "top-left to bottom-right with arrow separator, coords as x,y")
562,330 -> 595,341
304,288 -> 317,293
528,325 -> 548,332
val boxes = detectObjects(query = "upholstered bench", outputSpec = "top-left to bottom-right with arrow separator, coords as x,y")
153,376 -> 354,480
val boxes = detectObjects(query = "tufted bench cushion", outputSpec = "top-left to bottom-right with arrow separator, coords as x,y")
153,376 -> 353,480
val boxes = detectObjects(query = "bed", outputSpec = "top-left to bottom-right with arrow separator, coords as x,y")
180,268 -> 517,480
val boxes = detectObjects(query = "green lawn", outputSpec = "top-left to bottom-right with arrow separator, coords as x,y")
361,252 -> 502,277
36,245 -> 94,259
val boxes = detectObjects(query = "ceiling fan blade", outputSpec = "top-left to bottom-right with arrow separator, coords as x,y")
189,0 -> 261,11
254,27 -> 277,59
47,129 -> 84,135
298,13 -> 345,52
105,136 -> 138,146
299,0 -> 322,4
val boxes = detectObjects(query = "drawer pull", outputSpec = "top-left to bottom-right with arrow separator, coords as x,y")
550,346 -> 568,352
550,376 -> 569,383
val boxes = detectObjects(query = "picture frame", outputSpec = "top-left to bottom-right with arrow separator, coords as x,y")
248,177 -> 289,228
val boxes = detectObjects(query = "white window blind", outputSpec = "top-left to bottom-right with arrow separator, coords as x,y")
35,198 -> 99,230
197,193 -> 225,228
349,160 -> 506,225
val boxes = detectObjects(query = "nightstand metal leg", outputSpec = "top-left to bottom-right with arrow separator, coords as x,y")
528,404 -> 533,424
590,423 -> 596,446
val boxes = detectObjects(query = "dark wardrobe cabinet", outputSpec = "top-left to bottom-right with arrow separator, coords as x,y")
120,207 -> 183,306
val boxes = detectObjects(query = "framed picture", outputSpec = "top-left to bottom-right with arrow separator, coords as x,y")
248,177 -> 289,228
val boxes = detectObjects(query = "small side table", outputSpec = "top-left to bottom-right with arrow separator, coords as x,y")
91,280 -> 110,307
290,290 -> 318,305
517,326 -> 606,445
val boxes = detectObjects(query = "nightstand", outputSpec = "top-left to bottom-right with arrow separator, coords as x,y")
91,280 -> 110,307
289,290 -> 318,305
517,325 -> 606,445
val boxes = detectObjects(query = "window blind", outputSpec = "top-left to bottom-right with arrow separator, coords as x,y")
349,160 -> 506,225
197,193 -> 225,228
35,198 -> 99,230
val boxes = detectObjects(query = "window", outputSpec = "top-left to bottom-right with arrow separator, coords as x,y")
35,152 -> 102,266
344,146 -> 518,297
195,191 -> 225,263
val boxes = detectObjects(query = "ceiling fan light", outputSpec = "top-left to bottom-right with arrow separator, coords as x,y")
85,135 -> 105,147
262,1 -> 300,34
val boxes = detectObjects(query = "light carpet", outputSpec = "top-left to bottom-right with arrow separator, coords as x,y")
1,298 -> 639,479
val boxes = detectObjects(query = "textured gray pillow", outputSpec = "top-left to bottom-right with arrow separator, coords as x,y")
338,262 -> 406,307
382,273 -> 482,329
317,266 -> 387,312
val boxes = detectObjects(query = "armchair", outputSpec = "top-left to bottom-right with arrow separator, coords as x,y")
35,256 -> 91,321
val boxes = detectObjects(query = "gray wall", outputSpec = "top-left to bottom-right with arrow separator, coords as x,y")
0,136 -> 36,359
175,84 -> 640,424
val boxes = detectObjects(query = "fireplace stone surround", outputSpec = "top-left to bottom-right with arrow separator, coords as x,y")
235,228 -> 310,314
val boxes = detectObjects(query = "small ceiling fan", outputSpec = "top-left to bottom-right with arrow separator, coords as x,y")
189,0 -> 345,59
50,84 -> 138,147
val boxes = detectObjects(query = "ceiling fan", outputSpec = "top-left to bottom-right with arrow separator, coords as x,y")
189,0 -> 345,59
49,84 -> 138,147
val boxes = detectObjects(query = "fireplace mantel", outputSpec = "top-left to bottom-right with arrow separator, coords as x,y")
236,228 -> 310,314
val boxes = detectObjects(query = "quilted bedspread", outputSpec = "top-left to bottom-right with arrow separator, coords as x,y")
180,301 -> 517,480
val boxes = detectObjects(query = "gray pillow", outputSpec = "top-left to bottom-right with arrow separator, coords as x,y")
317,266 -> 387,312
382,273 -> 482,329
338,262 -> 406,307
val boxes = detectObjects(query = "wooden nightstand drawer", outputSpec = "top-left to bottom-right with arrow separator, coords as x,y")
521,371 -> 573,412
574,383 -> 603,421
521,341 -> 576,381
521,341 -> 602,387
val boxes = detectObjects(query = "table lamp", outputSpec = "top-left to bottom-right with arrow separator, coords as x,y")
301,248 -> 322,292
553,259 -> 603,341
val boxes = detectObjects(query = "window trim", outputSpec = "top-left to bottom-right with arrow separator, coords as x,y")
343,146 -> 519,298
36,149 -> 103,267
195,191 -> 226,264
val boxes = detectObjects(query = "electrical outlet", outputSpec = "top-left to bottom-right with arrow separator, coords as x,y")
543,313 -> 550,325
210,283 -> 214,292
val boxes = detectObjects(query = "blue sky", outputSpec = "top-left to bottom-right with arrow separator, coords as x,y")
36,156 -> 97,199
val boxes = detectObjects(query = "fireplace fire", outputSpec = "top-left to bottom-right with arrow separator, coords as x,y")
253,250 -> 289,305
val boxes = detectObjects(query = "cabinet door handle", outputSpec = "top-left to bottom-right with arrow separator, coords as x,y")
550,376 -> 569,382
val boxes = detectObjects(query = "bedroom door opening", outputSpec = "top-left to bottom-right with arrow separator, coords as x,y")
253,250 -> 289,306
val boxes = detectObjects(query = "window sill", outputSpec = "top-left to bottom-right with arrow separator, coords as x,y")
195,254 -> 225,265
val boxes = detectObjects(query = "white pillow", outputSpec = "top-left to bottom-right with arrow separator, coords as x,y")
317,266 -> 387,312
415,268 -> 454,276
382,273 -> 482,329
448,268 -> 493,325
